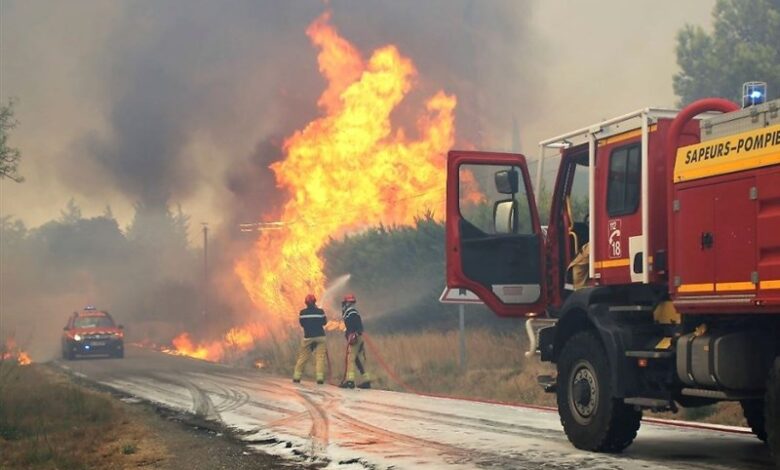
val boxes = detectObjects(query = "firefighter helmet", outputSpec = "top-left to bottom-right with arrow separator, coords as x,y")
343,294 -> 357,304
305,294 -> 316,306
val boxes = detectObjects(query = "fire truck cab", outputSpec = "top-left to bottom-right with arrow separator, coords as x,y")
446,85 -> 780,458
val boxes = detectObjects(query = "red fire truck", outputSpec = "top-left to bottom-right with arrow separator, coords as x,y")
446,83 -> 780,457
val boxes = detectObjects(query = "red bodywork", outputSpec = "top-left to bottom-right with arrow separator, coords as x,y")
63,310 -> 123,339
446,98 -> 780,316
664,99 -> 780,313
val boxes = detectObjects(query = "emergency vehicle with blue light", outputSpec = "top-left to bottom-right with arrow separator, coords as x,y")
445,82 -> 780,459
62,306 -> 124,359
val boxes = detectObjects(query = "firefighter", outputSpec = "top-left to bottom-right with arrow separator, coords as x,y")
292,294 -> 328,385
339,294 -> 371,389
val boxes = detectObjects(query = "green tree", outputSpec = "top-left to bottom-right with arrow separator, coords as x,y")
674,0 -> 780,105
0,99 -> 23,182
59,198 -> 83,224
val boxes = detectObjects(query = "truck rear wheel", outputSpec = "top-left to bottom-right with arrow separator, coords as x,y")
766,358 -> 780,464
557,330 -> 641,453
741,399 -> 767,442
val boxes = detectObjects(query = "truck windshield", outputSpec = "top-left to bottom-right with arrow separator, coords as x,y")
73,316 -> 114,329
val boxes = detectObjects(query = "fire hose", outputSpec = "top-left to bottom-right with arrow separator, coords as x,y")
324,333 -> 418,391
361,333 -> 420,394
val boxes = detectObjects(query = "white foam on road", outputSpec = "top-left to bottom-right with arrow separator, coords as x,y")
58,352 -> 771,470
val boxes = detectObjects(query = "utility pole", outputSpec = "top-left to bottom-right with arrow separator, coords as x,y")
202,222 -> 208,320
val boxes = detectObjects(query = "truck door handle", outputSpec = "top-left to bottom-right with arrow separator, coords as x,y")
701,232 -> 714,249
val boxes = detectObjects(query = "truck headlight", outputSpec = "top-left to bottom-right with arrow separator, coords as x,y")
74,334 -> 82,341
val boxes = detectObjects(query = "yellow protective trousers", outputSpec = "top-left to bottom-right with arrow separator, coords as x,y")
293,336 -> 327,381
345,336 -> 370,383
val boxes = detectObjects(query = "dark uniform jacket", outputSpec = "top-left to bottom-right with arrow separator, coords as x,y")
299,306 -> 326,338
342,306 -> 363,339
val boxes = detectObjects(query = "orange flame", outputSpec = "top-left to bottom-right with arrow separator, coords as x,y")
165,324 -> 268,362
17,351 -> 32,366
235,11 -> 457,321
2,337 -> 32,366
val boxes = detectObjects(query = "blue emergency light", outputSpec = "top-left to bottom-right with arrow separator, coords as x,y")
742,81 -> 767,108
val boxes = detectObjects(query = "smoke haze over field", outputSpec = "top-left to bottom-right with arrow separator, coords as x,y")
0,0 -> 714,356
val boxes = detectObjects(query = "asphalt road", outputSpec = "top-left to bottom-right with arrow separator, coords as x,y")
55,346 -> 774,469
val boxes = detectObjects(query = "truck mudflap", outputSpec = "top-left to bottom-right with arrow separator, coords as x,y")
585,304 -> 641,398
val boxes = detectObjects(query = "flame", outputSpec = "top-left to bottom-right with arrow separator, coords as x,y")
2,337 -> 32,366
235,11 -> 457,321
165,324 -> 268,362
17,351 -> 32,366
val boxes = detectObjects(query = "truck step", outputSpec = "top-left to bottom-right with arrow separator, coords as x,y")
681,388 -> 762,401
625,350 -> 674,359
537,375 -> 557,393
624,397 -> 675,411
608,305 -> 653,313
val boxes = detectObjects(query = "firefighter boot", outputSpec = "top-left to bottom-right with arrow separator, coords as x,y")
357,381 -> 371,389
339,380 -> 355,389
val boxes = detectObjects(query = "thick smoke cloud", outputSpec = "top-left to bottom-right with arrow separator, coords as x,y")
63,2 -> 323,212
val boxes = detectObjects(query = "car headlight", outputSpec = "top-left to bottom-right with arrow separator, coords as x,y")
74,334 -> 82,341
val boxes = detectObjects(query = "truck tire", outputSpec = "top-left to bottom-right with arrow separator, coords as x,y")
766,358 -> 780,465
557,330 -> 641,453
741,399 -> 767,442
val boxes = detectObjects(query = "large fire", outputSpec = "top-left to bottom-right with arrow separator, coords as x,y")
235,11 -> 456,319
168,11 -> 456,361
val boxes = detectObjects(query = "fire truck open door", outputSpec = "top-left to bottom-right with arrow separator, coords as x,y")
446,150 -> 547,316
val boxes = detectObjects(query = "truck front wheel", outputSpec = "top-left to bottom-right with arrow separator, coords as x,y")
557,330 -> 641,452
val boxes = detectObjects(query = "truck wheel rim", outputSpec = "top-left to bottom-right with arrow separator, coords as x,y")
569,360 -> 599,425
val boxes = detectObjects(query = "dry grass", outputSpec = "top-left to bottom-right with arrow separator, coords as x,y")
252,328 -> 556,405
251,328 -> 749,426
0,362 -> 167,469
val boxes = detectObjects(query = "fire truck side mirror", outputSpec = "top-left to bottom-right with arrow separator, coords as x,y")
494,169 -> 519,194
494,199 -> 518,234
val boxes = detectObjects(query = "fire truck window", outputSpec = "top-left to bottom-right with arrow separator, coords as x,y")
569,161 -> 589,223
607,144 -> 641,216
459,164 -> 533,235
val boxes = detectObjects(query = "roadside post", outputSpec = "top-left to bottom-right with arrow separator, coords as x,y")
439,287 -> 483,371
